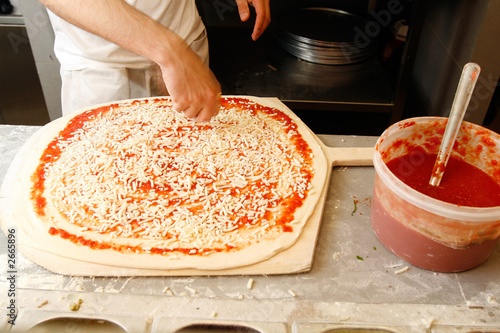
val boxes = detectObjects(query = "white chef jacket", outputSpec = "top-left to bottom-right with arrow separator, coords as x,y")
47,0 -> 208,115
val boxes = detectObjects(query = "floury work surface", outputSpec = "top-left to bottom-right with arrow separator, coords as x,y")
0,125 -> 499,332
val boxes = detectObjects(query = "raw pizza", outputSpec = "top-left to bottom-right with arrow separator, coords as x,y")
1,96 -> 327,270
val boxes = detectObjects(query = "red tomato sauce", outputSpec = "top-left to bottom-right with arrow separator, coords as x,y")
48,227 -> 235,255
386,150 -> 500,207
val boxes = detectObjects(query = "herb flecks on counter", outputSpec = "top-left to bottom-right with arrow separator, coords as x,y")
69,299 -> 83,311
351,199 -> 357,216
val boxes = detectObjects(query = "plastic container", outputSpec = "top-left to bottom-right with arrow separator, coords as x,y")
371,117 -> 500,272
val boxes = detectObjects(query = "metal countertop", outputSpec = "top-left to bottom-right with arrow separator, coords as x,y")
0,125 -> 499,333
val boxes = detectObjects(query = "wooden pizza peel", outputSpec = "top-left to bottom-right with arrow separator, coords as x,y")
0,97 -> 373,276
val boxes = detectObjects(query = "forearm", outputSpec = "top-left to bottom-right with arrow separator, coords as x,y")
39,0 -> 222,122
39,0 -> 185,67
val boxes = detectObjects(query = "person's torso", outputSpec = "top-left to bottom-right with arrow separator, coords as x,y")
48,0 -> 205,70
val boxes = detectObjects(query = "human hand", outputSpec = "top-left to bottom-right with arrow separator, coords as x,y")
160,40 -> 222,123
234,0 -> 271,41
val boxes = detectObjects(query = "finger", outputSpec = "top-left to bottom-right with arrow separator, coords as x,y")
251,0 -> 271,41
195,94 -> 221,123
173,92 -> 221,122
172,100 -> 189,114
173,103 -> 198,120
194,108 -> 213,123
183,105 -> 203,120
234,0 -> 250,22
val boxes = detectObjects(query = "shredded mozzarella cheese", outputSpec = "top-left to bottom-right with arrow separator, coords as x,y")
39,98 -> 314,254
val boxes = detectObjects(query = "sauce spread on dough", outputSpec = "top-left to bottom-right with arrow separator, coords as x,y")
48,227 -> 235,255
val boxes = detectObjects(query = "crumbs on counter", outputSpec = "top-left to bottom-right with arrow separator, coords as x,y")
384,262 -> 410,274
37,300 -> 48,308
247,278 -> 254,290
69,299 -> 83,311
394,266 -> 409,274
487,295 -> 498,304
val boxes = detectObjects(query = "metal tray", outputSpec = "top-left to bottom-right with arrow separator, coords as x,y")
274,8 -> 379,65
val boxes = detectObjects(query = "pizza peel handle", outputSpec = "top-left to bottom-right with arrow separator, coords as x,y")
324,146 -> 375,167
261,97 -> 374,168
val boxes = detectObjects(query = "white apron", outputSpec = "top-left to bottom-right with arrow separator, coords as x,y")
47,0 -> 207,115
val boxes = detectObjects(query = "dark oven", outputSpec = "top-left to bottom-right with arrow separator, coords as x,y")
196,0 -> 427,135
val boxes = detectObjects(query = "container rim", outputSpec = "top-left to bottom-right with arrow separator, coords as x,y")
374,117 -> 500,222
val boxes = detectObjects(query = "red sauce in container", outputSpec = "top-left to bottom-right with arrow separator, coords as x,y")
371,117 -> 500,272
386,151 -> 500,208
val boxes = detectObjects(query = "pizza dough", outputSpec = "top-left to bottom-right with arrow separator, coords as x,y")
0,96 -> 327,271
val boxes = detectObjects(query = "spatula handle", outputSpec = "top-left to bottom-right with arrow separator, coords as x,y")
429,62 -> 481,187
